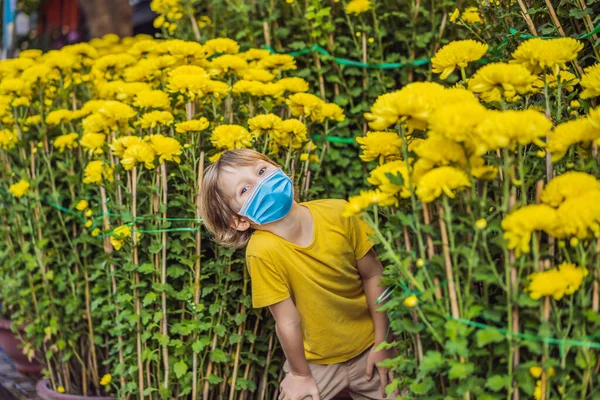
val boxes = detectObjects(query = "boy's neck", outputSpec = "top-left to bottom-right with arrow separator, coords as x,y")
254,202 -> 313,246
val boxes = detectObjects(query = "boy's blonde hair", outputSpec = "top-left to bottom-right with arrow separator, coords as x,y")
200,149 -> 278,249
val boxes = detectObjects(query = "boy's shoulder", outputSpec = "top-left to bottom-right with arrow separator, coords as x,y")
246,230 -> 279,259
303,198 -> 348,214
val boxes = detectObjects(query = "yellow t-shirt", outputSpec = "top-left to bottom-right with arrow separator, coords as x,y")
245,199 -> 375,365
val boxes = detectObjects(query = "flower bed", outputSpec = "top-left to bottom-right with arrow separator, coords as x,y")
0,0 -> 599,398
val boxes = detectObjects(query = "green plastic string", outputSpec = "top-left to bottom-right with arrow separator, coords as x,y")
509,22 -> 600,40
312,134 -> 356,144
266,44 -> 430,69
450,317 -> 600,350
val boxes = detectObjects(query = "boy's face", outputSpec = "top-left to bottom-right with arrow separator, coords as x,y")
219,161 -> 277,231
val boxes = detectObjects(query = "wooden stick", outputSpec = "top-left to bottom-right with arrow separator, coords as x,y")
436,204 -> 460,319
423,205 -> 442,300
131,167 -> 146,399
160,163 -> 170,391
192,151 -> 205,400
228,305 -> 246,400
516,0 -> 538,36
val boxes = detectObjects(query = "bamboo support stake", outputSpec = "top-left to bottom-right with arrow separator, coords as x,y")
436,204 -> 460,319
131,167 -> 146,399
160,163 -> 170,391
577,0 -> 598,41
240,318 -> 260,400
259,333 -> 274,400
516,0 -> 538,36
402,227 -> 424,362
313,52 -> 326,99
228,305 -> 246,400
192,152 -> 204,400
423,205 -> 443,300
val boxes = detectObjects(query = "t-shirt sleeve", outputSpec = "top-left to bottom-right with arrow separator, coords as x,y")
246,254 -> 290,308
347,213 -> 374,260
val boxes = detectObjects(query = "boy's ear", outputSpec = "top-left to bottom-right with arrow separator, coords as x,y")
231,215 -> 251,232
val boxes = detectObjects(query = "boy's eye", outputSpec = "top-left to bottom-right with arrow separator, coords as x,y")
258,167 -> 266,176
241,187 -> 248,195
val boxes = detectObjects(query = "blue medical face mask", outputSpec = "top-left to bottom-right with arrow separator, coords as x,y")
239,168 -> 293,225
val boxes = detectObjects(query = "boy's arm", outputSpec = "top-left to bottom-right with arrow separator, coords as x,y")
357,248 -> 390,344
269,298 -> 320,400
357,248 -> 398,398
269,298 -> 311,376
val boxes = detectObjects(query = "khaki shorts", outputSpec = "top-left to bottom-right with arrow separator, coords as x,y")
282,345 -> 389,400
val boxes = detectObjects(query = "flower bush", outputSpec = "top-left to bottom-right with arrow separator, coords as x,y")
1,0 -> 599,399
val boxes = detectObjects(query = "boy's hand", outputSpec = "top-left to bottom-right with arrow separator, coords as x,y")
365,345 -> 398,398
279,372 -> 320,400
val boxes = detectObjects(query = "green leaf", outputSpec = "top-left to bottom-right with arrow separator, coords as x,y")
174,360 -> 188,379
210,349 -> 229,363
569,7 -> 593,19
485,375 -> 509,392
419,351 -> 445,374
476,328 -> 505,347
138,263 -> 155,274
142,292 -> 157,307
448,362 -> 474,379
410,377 -> 434,394
206,374 -> 223,384
192,337 -> 211,353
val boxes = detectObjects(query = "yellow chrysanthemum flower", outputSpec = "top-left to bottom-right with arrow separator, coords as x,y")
365,83 -> 476,131
175,118 -> 210,133
543,70 -> 579,92
203,38 -> 240,57
57,386 -> 65,393
321,103 -> 346,122
546,117 -> 600,161
9,179 -> 30,198
541,172 -> 600,207
80,133 -> 106,156
413,136 -> 467,170
527,262 -> 588,300
461,7 -> 482,23
449,8 -> 460,22
555,190 -> 600,239
580,64 -> 600,99
120,142 -> 156,170
248,114 -> 283,139
428,101 -> 489,148
83,160 -> 114,185
76,200 -> 89,211
257,54 -> 296,72
279,119 -> 309,149
240,68 -> 274,82
343,189 -> 397,216
277,77 -> 309,93
53,133 -> 79,153
501,205 -> 560,256
133,90 -> 171,109
161,39 -> 205,61
345,0 -> 371,15
100,374 -> 112,386
45,109 -> 74,126
415,166 -> 471,203
24,115 -> 42,126
287,93 -> 325,122
512,38 -> 583,74
110,224 -> 133,251
167,73 -> 211,99
367,160 -> 411,198
110,136 -> 145,158
432,40 -> 488,80
356,131 -> 403,163
240,48 -> 271,61
211,125 -> 253,150
136,111 -> 174,129
149,134 -> 182,164
472,109 -> 551,155
209,55 -> 248,75
0,129 -> 18,149
468,62 -> 537,102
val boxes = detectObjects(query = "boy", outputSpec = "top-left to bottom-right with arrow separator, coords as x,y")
201,149 -> 397,400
